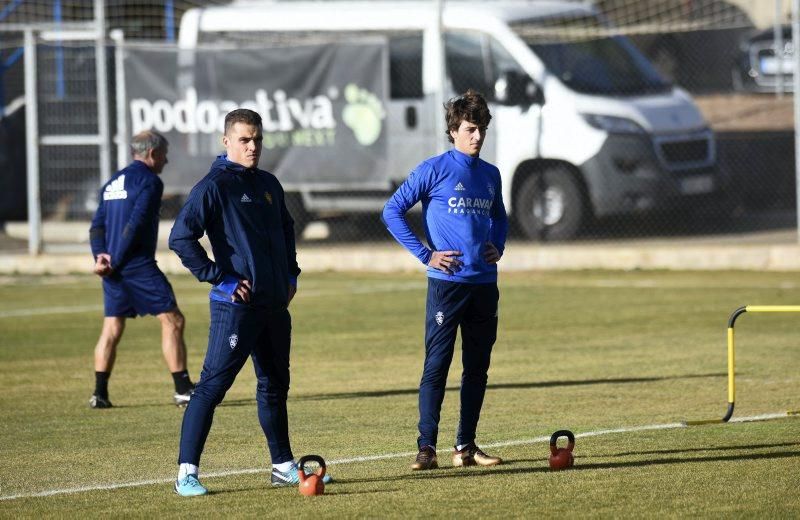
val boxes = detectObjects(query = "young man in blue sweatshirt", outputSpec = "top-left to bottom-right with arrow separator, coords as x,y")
383,90 -> 509,470
88,130 -> 195,409
169,109 -> 328,496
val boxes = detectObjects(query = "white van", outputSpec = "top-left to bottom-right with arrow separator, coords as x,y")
178,0 -> 719,240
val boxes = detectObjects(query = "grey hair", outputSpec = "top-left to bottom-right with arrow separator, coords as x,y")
130,130 -> 168,158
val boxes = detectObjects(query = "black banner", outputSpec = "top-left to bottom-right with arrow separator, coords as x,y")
124,42 -> 389,193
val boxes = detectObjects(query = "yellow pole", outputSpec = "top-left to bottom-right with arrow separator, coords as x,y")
745,305 -> 800,312
727,327 -> 735,405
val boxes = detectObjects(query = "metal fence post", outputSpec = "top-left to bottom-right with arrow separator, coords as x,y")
434,0 -> 446,155
111,29 -> 127,171
793,0 -> 800,243
774,0 -> 784,98
95,0 -> 111,185
24,29 -> 41,255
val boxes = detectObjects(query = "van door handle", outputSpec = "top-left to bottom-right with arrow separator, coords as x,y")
405,106 -> 417,129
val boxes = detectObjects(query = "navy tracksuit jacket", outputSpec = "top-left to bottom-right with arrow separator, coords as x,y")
169,155 -> 300,466
89,160 -> 177,317
90,160 -> 162,273
169,155 -> 300,309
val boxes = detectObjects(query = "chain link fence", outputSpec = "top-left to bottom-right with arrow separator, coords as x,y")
0,0 -> 797,249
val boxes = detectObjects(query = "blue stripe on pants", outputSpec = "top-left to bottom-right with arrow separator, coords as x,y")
178,301 -> 293,466
418,278 -> 498,449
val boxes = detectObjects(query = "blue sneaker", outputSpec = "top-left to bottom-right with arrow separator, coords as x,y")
174,474 -> 208,496
270,464 -> 333,487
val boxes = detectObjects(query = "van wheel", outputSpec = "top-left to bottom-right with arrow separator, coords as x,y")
285,193 -> 310,237
515,167 -> 585,241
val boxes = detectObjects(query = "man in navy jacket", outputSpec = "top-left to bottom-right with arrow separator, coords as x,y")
383,90 -> 508,471
170,109 -> 323,496
88,130 -> 195,409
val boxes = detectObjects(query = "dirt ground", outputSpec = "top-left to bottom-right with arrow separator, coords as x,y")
695,93 -> 794,132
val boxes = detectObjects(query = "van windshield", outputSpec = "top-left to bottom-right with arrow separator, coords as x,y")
512,17 -> 672,96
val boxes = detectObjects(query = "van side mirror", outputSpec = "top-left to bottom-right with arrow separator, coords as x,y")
494,71 -> 544,106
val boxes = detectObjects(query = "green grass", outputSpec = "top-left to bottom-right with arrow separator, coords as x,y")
0,270 -> 798,517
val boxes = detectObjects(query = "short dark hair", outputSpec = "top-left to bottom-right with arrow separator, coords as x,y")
130,130 -> 168,158
444,89 -> 492,143
224,108 -> 262,135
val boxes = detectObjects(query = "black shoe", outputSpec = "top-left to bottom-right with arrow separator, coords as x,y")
411,446 -> 438,470
89,394 -> 113,409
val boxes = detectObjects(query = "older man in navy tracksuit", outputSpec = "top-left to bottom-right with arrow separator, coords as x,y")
383,90 -> 508,471
88,130 -> 194,409
169,109 -> 325,496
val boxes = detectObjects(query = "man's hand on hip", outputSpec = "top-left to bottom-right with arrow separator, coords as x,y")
233,279 -> 252,304
483,242 -> 501,264
428,250 -> 463,275
93,253 -> 113,277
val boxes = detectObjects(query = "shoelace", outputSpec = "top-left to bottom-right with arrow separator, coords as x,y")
417,449 -> 436,462
181,475 -> 203,488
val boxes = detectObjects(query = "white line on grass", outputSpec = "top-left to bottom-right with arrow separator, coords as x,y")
0,304 -> 103,318
0,412 -> 793,501
0,283 -> 428,319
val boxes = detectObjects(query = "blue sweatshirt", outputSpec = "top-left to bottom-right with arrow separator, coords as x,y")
382,148 -> 508,284
168,155 -> 300,310
89,160 -> 162,274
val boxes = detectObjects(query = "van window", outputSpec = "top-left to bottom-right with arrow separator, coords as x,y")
446,33 -> 528,99
389,34 -> 423,99
445,32 -> 491,95
489,38 -> 527,83
511,16 -> 671,96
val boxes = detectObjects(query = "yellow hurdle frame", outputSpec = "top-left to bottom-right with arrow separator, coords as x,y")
686,305 -> 800,425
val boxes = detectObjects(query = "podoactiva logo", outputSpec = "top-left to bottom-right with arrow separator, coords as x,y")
130,84 -> 385,148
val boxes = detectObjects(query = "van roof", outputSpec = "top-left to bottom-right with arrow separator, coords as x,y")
185,1 -> 596,34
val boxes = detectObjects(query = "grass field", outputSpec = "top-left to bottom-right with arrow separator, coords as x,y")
0,270 -> 799,517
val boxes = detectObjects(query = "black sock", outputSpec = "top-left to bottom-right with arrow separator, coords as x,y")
94,371 -> 110,398
172,370 -> 193,394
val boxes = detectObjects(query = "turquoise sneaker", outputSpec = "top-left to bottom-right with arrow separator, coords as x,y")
271,464 -> 333,487
174,474 -> 208,496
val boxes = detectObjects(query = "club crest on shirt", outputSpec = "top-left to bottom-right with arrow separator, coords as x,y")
229,333 -> 239,349
435,311 -> 444,326
264,192 -> 273,205
487,183 -> 495,197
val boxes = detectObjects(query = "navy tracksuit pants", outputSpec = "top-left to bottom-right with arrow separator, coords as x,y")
179,301 -> 293,466
418,277 -> 499,449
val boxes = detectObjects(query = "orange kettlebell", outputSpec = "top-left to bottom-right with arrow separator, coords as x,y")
297,455 -> 326,496
548,430 -> 575,470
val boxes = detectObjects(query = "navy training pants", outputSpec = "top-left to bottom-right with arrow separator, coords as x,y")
418,277 -> 499,449
178,301 -> 293,466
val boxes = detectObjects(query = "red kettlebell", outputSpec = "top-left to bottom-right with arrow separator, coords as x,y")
548,430 -> 575,470
297,455 -> 326,496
